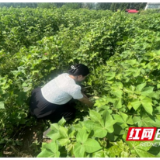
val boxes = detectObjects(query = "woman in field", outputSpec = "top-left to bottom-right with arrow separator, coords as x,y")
29,64 -> 93,123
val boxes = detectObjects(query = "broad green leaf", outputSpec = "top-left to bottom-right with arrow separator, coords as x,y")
113,114 -> 125,124
92,149 -> 109,157
135,148 -> 156,157
151,90 -> 160,99
130,99 -> 141,111
102,110 -> 114,125
108,140 -> 129,157
83,120 -> 97,131
113,124 -> 125,135
111,88 -> 123,98
47,124 -> 60,140
123,87 -> 133,94
73,122 -> 84,130
121,151 -> 130,157
136,83 -> 146,92
66,143 -> 74,153
76,129 -> 89,143
93,126 -> 108,138
155,106 -> 160,114
57,138 -> 70,146
102,110 -> 116,133
133,114 -> 159,127
68,128 -> 76,138
37,141 -> 60,157
0,102 -> 4,109
127,102 -> 133,110
148,138 -> 160,156
120,112 -> 128,122
84,138 -> 102,153
83,120 -> 107,138
140,97 -> 153,115
37,149 -> 56,157
104,120 -> 116,133
127,116 -> 134,125
126,141 -> 155,157
114,99 -> 122,108
58,117 -> 66,126
89,110 -> 103,126
129,85 -> 135,91
105,72 -> 116,80
141,87 -> 154,97
73,142 -> 85,157
59,126 -> 68,138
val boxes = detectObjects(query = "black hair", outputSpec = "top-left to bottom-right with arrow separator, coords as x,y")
68,64 -> 89,76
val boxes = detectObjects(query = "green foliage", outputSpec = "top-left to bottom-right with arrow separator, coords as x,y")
0,7 -> 160,157
37,3 -> 57,9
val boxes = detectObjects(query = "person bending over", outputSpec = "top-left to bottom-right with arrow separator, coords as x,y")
29,64 -> 93,123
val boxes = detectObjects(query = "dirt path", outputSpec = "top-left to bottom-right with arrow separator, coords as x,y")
3,119 -> 49,157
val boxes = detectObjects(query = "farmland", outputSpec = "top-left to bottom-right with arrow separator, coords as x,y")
0,7 -> 160,157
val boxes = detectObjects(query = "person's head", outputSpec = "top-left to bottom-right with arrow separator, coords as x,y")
68,64 -> 89,82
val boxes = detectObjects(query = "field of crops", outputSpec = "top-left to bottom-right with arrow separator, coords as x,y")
1,7 -> 160,157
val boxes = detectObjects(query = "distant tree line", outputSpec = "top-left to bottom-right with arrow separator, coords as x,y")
0,3 -> 147,10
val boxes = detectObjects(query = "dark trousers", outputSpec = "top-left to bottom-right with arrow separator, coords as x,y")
29,87 -> 76,123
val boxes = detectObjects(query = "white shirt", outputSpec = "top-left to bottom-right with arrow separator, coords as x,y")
41,73 -> 83,105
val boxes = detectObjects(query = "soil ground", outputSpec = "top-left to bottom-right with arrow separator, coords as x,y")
3,119 -> 51,157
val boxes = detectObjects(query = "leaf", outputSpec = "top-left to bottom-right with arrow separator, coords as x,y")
148,138 -> 160,156
151,90 -> 160,99
141,87 -> 154,97
127,102 -> 133,110
0,102 -> 4,109
105,72 -> 116,80
73,142 -> 85,157
114,99 -> 122,108
127,116 -> 134,125
76,129 -> 89,143
89,110 -> 103,126
58,117 -> 66,126
37,141 -> 60,157
92,149 -> 109,157
102,110 -> 116,133
111,88 -> 123,98
105,122 -> 115,133
136,83 -> 146,92
133,114 -> 159,127
130,99 -> 141,111
102,110 -> 113,125
84,138 -> 102,153
47,124 -> 60,140
108,140 -> 129,157
119,112 -> 128,123
121,151 -> 130,157
140,96 -> 153,115
113,114 -> 124,124
83,120 -> 96,130
125,141 -> 155,157
83,120 -> 107,138
59,126 -> 68,138
57,138 -> 70,146
130,85 -> 135,91
135,148 -> 156,157
93,125 -> 108,138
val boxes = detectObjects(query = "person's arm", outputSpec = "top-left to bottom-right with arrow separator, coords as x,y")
78,93 -> 94,108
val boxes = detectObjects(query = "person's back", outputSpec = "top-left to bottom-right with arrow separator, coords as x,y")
29,64 -> 93,123
41,73 -> 83,105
